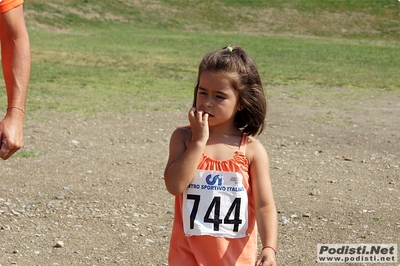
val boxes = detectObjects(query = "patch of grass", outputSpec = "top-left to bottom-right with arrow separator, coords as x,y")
14,150 -> 39,158
340,116 -> 355,128
311,111 -> 335,124
29,201 -> 42,206
372,216 -> 385,221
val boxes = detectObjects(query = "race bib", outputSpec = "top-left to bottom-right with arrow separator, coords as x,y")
183,170 -> 248,238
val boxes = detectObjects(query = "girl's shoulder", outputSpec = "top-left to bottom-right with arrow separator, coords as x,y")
246,135 -> 263,148
170,126 -> 192,146
172,126 -> 192,137
245,135 -> 268,163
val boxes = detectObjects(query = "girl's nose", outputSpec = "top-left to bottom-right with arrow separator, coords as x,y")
204,100 -> 213,107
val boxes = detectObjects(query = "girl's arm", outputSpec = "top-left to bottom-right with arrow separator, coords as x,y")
164,108 -> 209,196
248,138 -> 278,266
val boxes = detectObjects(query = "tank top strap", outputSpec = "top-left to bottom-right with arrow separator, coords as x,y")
237,133 -> 248,155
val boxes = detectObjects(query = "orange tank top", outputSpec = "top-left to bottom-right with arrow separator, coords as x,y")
168,133 -> 258,266
0,0 -> 23,13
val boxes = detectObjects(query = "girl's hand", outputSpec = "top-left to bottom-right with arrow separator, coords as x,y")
255,248 -> 277,266
188,107 -> 209,144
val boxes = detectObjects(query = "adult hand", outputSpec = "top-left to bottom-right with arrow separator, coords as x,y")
0,110 -> 24,160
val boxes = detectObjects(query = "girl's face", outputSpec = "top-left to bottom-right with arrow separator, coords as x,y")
196,71 -> 241,129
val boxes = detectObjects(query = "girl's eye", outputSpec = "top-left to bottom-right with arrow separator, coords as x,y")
216,95 -> 225,99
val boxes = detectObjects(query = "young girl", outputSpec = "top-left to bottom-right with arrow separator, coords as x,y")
164,46 -> 278,266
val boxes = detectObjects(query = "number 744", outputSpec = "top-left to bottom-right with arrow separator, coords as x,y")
186,194 -> 243,232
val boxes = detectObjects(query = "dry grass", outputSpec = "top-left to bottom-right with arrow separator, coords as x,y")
24,0 -> 400,40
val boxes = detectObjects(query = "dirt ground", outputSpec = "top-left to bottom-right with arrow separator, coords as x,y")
1,91 -> 399,266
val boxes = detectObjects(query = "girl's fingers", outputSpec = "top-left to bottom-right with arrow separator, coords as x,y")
188,108 -> 208,127
188,107 -> 197,123
196,110 -> 203,119
189,107 -> 196,117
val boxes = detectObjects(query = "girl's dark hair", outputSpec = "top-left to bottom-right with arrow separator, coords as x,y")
193,45 -> 267,136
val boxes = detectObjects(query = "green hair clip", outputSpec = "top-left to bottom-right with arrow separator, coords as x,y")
226,46 -> 233,53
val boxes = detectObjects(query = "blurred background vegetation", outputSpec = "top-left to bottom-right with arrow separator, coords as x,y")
3,0 -> 398,116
